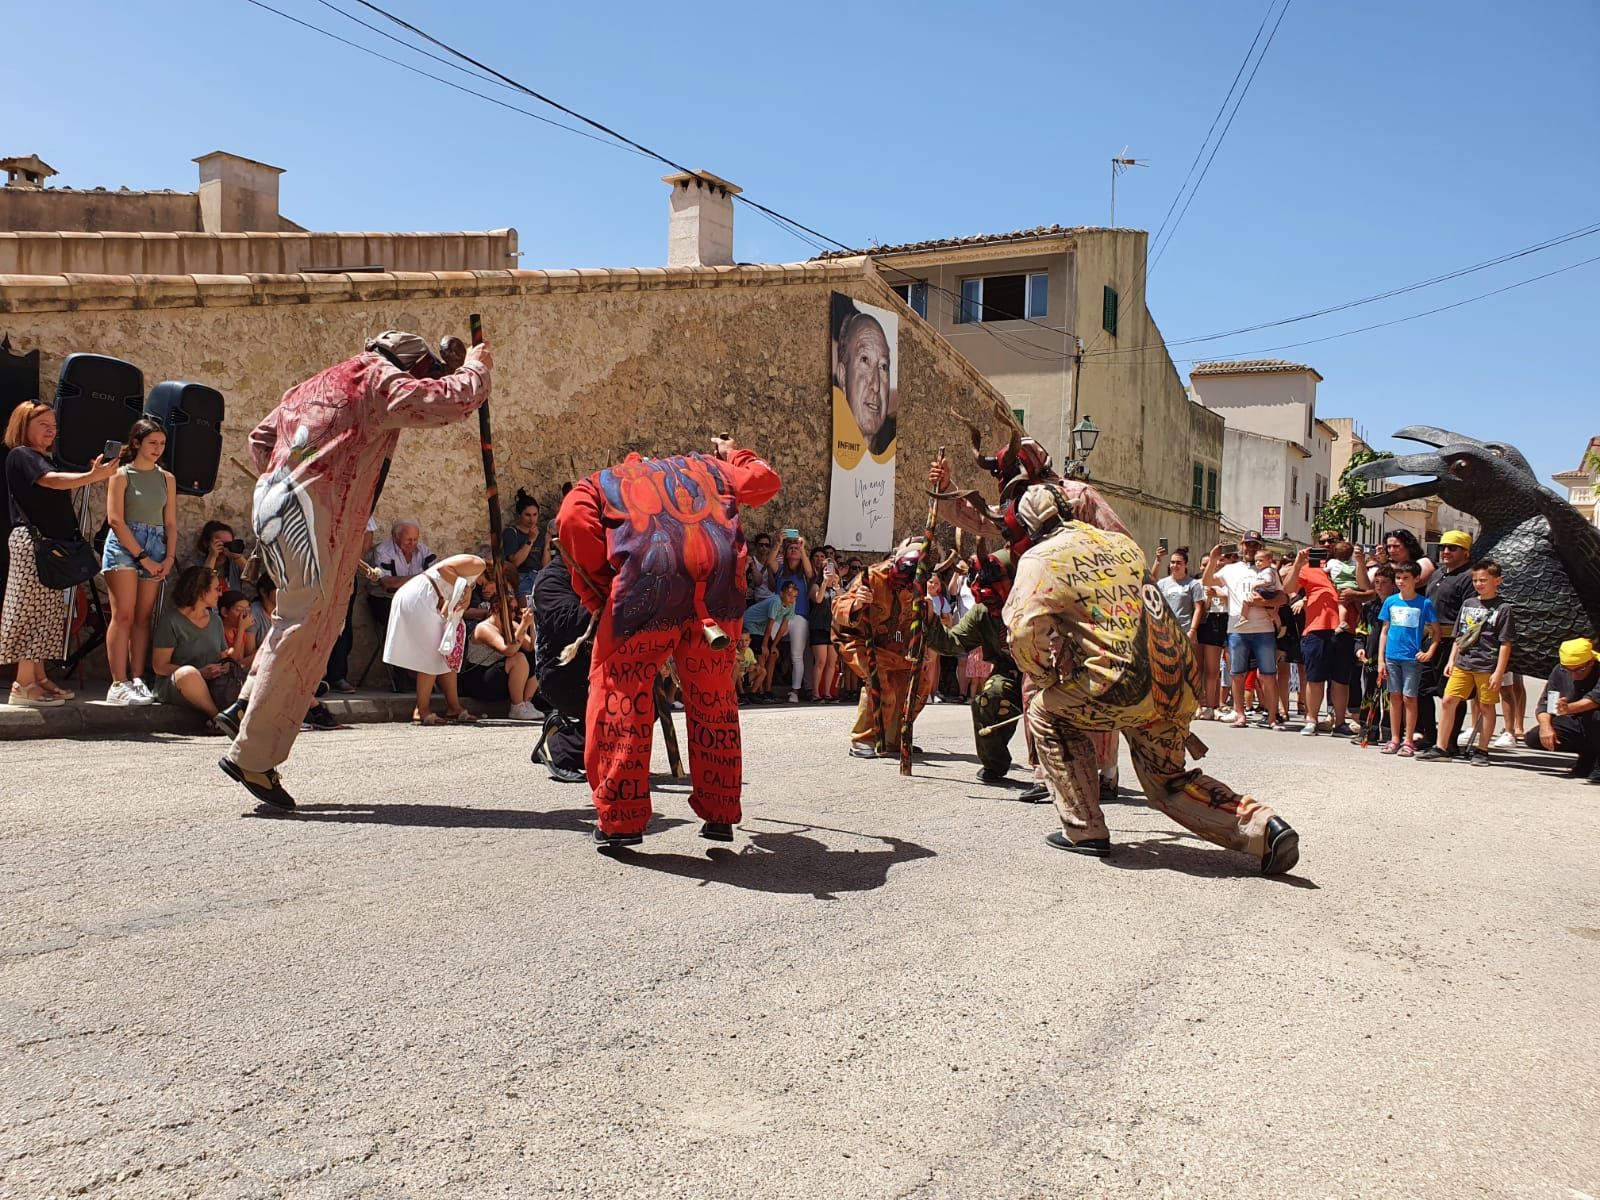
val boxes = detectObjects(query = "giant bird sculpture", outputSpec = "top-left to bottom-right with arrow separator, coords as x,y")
1354,426 -> 1600,678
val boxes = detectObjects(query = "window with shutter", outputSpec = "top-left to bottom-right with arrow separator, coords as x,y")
1206,468 -> 1219,512
1102,285 -> 1118,336
1192,462 -> 1204,508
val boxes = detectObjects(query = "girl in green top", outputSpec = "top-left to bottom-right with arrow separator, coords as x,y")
101,418 -> 178,706
146,565 -> 227,722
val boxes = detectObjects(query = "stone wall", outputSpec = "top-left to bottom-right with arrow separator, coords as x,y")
0,261 -> 1009,677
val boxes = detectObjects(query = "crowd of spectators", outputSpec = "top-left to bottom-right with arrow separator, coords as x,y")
3,408 -> 1596,790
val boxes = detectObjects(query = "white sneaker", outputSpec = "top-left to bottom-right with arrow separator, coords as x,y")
508,701 -> 539,721
127,678 -> 157,705
788,690 -> 800,704
104,681 -> 133,706
1491,731 -> 1515,749
1300,721 -> 1319,736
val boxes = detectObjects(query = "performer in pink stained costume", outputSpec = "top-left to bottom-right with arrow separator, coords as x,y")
217,331 -> 492,810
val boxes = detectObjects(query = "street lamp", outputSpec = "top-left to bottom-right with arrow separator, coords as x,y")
1064,415 -> 1100,480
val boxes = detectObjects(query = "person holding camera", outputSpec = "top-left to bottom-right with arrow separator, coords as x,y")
188,521 -> 252,599
101,417 -> 177,706
3,403 -> 117,708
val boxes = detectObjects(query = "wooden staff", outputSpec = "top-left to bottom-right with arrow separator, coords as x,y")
653,671 -> 686,778
469,313 -> 514,638
899,445 -> 946,775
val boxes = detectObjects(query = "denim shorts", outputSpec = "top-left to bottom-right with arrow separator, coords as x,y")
1227,630 -> 1278,676
1385,658 -> 1423,697
102,521 -> 166,580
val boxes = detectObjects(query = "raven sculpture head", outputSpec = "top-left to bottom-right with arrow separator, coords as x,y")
1353,427 -> 1537,525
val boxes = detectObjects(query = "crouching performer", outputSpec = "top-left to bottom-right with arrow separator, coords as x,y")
921,551 -> 1024,783
219,331 -> 492,810
557,436 -> 780,850
835,541 -> 941,760
1005,483 -> 1300,875
530,539 -> 590,784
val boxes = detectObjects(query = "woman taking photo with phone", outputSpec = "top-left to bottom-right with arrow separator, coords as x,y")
101,418 -> 177,705
2,403 -> 117,708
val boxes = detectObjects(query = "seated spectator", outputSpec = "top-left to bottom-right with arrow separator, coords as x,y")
189,520 -> 252,598
461,583 -> 540,720
249,575 -> 277,648
213,588 -> 256,709
145,565 -> 230,725
383,553 -> 485,725
736,631 -> 760,699
743,580 -> 799,700
503,489 -> 547,605
368,519 -> 436,691
1528,638 -> 1600,783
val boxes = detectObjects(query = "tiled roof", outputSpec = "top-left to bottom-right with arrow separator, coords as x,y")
1191,358 -> 1320,377
815,224 -> 1134,260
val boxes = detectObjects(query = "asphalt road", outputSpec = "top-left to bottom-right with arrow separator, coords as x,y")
2,703 -> 1596,1199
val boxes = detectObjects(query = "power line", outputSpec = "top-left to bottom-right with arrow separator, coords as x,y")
1145,0 -> 1279,255
240,0 -> 645,156
1148,0 -> 1293,273
1086,219 -> 1600,359
246,0 -> 1079,350
1112,250 -> 1600,367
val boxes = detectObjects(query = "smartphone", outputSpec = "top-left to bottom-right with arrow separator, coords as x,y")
782,528 -> 800,541
1309,548 -> 1328,566
103,439 -> 123,463
1158,537 -> 1169,554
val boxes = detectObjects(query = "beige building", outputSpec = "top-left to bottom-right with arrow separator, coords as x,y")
0,149 -> 516,275
1189,360 -> 1336,549
818,226 -> 1224,554
1551,436 -> 1600,527
0,159 -> 1038,673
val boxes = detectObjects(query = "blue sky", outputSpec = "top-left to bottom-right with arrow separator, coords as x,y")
7,0 -> 1597,487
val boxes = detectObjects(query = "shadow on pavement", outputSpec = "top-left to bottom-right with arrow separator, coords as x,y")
606,827 -> 936,900
1101,830 -> 1319,889
271,804 -> 692,835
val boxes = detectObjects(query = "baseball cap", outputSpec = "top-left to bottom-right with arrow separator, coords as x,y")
1439,530 -> 1473,550
1241,530 -> 1264,544
1558,638 -> 1598,668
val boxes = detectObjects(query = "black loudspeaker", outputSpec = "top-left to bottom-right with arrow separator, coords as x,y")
145,381 -> 224,497
52,353 -> 144,470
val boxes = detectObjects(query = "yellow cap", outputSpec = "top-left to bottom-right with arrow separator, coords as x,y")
1559,638 -> 1598,668
1439,530 -> 1472,550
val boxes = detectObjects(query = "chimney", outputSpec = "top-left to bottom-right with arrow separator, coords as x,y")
1,154 -> 58,189
194,151 -> 285,233
662,170 -> 740,267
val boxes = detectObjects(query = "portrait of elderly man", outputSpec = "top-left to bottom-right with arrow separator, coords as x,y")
832,304 -> 897,458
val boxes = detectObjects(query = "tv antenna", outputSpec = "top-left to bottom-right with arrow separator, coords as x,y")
1110,148 -> 1148,226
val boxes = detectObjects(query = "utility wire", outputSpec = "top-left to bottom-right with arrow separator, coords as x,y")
240,0 -> 646,156
248,0 -> 1079,352
1087,219 -> 1600,358
1112,251 -> 1600,367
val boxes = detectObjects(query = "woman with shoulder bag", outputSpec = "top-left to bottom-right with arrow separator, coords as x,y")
2,402 -> 117,708
101,417 -> 177,705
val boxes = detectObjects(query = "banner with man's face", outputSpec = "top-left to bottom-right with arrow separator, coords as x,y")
825,293 -> 899,553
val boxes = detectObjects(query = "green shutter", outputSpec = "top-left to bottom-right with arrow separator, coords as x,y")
1102,285 -> 1118,336
1206,468 -> 1219,512
1012,408 -> 1027,427
1192,462 -> 1204,508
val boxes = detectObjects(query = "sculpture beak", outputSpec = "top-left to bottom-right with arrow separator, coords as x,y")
1352,448 -> 1451,507
1392,425 -> 1484,451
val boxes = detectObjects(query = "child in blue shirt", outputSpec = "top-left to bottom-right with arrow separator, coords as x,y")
1377,561 -> 1440,756
741,581 -> 799,700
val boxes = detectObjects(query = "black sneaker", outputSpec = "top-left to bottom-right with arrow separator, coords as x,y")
1415,746 -> 1450,762
699,821 -> 735,842
976,767 -> 1011,784
219,757 -> 295,811
303,704 -> 337,731
1045,831 -> 1111,857
1468,748 -> 1491,767
1586,765 -> 1600,785
848,743 -> 880,759
592,826 -> 643,851
1016,783 -> 1051,804
1261,816 -> 1299,876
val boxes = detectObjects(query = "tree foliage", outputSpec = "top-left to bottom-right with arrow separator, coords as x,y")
1315,449 -> 1393,537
